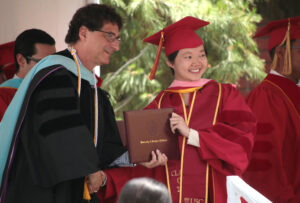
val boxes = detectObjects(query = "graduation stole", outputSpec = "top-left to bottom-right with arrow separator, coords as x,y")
158,84 -> 222,203
69,47 -> 98,201
0,78 -> 23,88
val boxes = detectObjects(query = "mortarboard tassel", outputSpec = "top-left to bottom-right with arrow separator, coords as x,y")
283,19 -> 292,75
271,18 -> 292,76
149,31 -> 164,80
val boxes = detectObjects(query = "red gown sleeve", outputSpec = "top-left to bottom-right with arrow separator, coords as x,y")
197,84 -> 256,176
0,87 -> 16,121
243,83 -> 296,201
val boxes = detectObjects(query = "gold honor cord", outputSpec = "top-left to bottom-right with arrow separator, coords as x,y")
158,87 -> 199,203
70,47 -> 81,96
208,83 -> 222,203
70,47 -> 98,201
177,91 -> 196,203
159,84 -> 222,203
157,92 -> 173,199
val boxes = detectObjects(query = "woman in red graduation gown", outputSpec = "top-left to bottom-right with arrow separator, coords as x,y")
98,16 -> 256,203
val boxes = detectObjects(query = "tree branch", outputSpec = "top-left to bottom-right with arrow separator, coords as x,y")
114,94 -> 136,112
102,46 -> 149,87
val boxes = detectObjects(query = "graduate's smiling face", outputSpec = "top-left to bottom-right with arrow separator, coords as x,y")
167,45 -> 208,81
80,22 -> 120,69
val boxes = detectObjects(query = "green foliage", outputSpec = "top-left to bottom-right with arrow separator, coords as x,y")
99,0 -> 265,118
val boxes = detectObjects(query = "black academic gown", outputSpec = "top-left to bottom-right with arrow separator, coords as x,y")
2,50 -> 126,203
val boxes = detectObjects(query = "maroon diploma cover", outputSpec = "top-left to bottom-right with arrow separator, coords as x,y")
116,120 -> 127,147
123,108 -> 180,163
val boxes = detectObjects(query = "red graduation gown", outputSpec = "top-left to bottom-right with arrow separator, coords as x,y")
0,87 -> 17,121
243,74 -> 300,202
99,81 -> 256,203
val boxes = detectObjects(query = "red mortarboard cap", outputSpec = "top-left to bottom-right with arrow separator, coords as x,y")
0,41 -> 16,80
254,16 -> 300,75
144,16 -> 209,80
254,16 -> 300,51
0,41 -> 15,66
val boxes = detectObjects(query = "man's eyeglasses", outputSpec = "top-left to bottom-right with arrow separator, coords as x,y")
26,56 -> 41,63
95,30 -> 121,43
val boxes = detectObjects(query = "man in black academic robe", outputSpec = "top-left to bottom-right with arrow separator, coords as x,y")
0,4 -> 127,203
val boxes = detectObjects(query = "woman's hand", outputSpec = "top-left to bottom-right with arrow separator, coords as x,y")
170,112 -> 190,138
140,149 -> 168,168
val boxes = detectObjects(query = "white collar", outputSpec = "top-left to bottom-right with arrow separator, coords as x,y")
270,69 -> 300,87
269,69 -> 286,78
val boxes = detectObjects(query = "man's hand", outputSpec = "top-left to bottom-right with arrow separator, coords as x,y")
87,170 -> 104,194
170,112 -> 190,138
140,149 -> 168,168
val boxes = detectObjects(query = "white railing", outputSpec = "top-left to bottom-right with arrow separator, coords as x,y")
227,176 -> 272,203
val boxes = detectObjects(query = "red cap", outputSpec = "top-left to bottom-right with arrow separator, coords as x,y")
0,41 -> 16,80
254,16 -> 300,51
0,41 -> 15,66
144,16 -> 209,80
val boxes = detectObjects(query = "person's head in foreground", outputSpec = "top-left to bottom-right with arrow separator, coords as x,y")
118,177 -> 172,203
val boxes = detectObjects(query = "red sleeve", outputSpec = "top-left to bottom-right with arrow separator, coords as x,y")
198,84 -> 256,176
0,97 -> 8,121
243,84 -> 295,200
0,87 -> 16,121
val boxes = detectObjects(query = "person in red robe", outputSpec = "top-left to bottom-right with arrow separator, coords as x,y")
0,29 -> 56,121
243,17 -> 300,202
0,41 -> 15,83
98,16 -> 256,203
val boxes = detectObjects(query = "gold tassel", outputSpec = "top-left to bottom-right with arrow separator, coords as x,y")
83,178 -> 91,200
282,20 -> 292,75
271,18 -> 292,76
149,31 -> 164,80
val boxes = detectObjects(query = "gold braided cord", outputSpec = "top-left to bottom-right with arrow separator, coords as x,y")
178,91 -> 196,203
70,47 -> 81,95
208,83 -> 222,203
70,47 -> 98,201
157,93 -> 172,200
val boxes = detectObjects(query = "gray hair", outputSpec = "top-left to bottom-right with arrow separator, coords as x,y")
118,177 -> 172,203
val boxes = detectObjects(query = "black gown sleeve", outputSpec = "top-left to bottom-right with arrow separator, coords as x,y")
97,89 -> 127,169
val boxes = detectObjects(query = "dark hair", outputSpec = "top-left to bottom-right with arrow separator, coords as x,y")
118,178 -> 171,203
167,50 -> 179,75
269,39 -> 296,59
65,4 -> 123,44
14,29 -> 55,72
